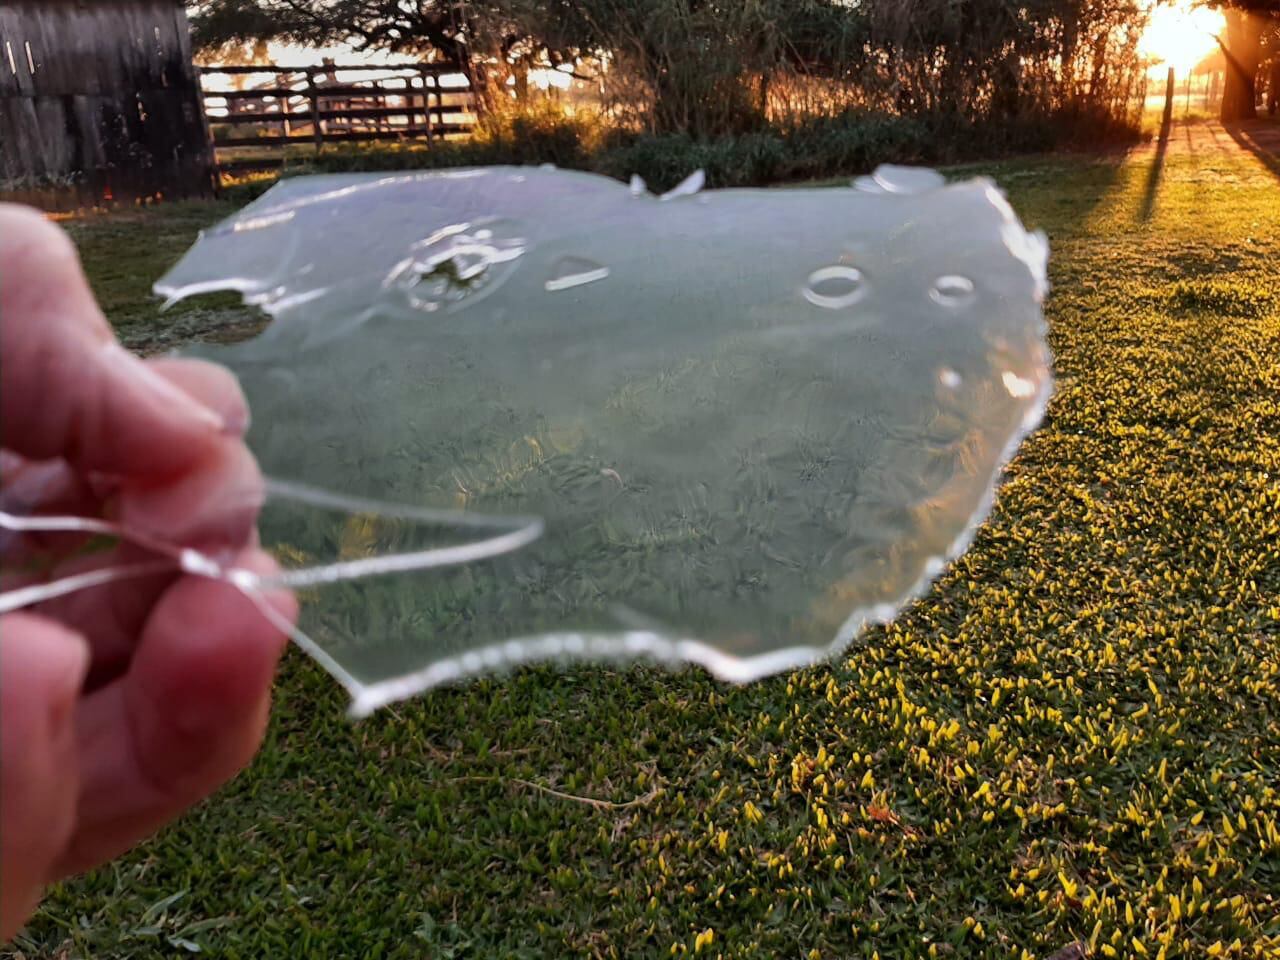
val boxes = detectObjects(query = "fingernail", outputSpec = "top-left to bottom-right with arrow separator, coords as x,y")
221,403 -> 250,437
101,342 -> 225,432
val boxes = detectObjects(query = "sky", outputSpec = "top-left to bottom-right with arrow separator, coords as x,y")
1137,0 -> 1226,74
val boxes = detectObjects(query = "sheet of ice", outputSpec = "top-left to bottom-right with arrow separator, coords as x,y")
2,166 -> 1052,715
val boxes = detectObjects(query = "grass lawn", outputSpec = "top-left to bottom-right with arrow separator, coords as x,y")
9,119 -> 1279,960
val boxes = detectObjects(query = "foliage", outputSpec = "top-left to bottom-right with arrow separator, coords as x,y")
301,109 -> 598,173
189,0 -> 512,65
594,131 -> 789,189
501,0 -> 870,138
215,103 -> 1141,199
13,121 -> 1280,960
1201,0 -> 1280,121
470,101 -> 604,168
191,0 -> 1150,142
593,112 -> 937,189
188,0 -> 574,105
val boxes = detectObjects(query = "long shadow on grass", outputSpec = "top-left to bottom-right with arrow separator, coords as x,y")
1138,103 -> 1174,222
1224,119 -> 1280,182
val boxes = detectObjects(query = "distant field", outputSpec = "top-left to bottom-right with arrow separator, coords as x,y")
12,119 -> 1279,960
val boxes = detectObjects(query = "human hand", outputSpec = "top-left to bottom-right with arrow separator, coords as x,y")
0,204 -> 297,940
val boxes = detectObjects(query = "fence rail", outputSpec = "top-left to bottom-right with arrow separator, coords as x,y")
200,62 -> 475,176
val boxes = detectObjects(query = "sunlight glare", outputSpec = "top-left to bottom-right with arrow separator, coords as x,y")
1138,0 -> 1225,74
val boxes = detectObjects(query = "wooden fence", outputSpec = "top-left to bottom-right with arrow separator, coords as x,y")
201,62 -> 475,174
0,0 -> 216,210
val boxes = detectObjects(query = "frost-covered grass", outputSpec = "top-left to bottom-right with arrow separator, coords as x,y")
13,120 -> 1279,960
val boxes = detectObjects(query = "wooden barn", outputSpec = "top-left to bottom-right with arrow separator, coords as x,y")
0,0 -> 215,209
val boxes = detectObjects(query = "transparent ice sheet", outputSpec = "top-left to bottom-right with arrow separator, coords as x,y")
2,165 -> 1052,715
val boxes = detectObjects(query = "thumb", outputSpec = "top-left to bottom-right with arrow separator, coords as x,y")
0,203 -> 226,479
0,613 -> 88,941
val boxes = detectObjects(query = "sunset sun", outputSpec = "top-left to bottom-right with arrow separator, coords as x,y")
1138,0 -> 1226,73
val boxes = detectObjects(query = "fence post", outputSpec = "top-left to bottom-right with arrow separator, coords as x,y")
200,61 -> 474,169
433,72 -> 443,136
419,67 -> 434,146
307,68 -> 322,155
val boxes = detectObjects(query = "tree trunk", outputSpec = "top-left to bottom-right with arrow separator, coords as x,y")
467,58 -> 498,118
1269,55 -> 1280,116
650,63 -> 688,135
992,50 -> 1023,119
1060,19 -> 1078,97
511,61 -> 530,102
1220,9 -> 1264,122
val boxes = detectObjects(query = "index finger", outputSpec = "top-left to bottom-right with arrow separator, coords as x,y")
0,204 -> 226,480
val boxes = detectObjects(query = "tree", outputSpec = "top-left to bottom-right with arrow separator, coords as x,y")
1269,32 -> 1280,113
189,0 -> 866,134
510,0 -> 869,137
188,0 -> 1152,141
1209,0 -> 1280,120
188,1 -> 588,109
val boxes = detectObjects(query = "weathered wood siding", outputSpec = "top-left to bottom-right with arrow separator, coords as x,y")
0,0 -> 215,209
